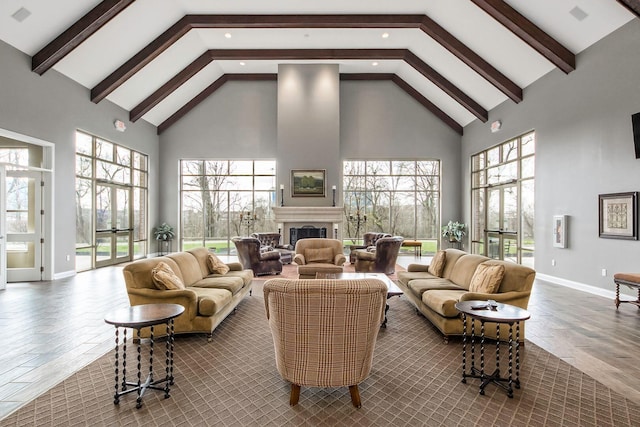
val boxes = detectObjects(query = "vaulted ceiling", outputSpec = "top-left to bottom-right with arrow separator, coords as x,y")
0,0 -> 637,135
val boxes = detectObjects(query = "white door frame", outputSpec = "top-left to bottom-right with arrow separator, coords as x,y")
0,128 -> 54,281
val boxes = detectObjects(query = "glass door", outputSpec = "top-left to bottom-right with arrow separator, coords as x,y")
485,184 -> 518,261
95,183 -> 132,267
5,170 -> 43,282
0,166 -> 5,290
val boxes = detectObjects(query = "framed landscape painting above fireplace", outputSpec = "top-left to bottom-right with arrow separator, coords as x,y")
291,169 -> 325,197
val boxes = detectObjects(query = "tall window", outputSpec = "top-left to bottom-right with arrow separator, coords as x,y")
75,131 -> 148,271
471,131 -> 535,267
180,160 -> 276,254
343,160 -> 440,254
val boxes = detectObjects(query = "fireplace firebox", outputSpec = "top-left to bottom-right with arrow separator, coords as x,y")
290,226 -> 327,247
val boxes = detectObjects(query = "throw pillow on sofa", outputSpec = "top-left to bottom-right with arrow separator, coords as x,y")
207,253 -> 230,275
428,250 -> 446,277
152,261 -> 185,290
469,263 -> 505,294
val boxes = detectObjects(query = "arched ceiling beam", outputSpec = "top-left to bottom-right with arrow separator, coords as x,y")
157,73 -> 463,136
470,0 -> 575,74
90,14 -> 523,104
32,0 -> 136,75
131,48 -> 487,123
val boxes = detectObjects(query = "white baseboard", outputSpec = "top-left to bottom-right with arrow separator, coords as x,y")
54,270 -> 76,280
536,273 -> 635,300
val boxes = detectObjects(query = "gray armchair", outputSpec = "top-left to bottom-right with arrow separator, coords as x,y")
232,237 -> 283,276
250,232 -> 294,264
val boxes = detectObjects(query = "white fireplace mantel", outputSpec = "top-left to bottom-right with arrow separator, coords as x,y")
272,206 -> 343,224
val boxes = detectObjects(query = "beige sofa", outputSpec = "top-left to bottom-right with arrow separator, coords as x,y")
397,248 -> 535,343
122,247 -> 253,341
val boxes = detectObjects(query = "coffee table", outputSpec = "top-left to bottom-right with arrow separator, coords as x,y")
315,272 -> 402,328
455,300 -> 530,398
104,303 -> 185,408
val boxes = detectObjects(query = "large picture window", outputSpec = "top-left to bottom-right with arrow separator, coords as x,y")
75,131 -> 148,271
471,131 -> 535,266
343,160 -> 440,254
180,160 -> 276,254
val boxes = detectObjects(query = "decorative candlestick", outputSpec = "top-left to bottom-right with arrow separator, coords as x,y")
332,185 -> 336,207
280,184 -> 284,207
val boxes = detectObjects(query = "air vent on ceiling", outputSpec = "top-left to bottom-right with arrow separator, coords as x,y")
569,6 -> 588,21
11,7 -> 31,23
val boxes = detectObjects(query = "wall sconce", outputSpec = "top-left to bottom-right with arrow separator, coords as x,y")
332,185 -> 336,207
277,223 -> 283,235
280,184 -> 284,207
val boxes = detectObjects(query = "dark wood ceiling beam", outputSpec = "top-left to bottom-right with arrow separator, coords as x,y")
471,0 -> 575,74
157,73 -> 277,134
91,16 -> 192,103
147,49 -> 483,124
129,52 -> 213,122
419,15 -> 522,103
158,72 -> 464,135
91,14 -> 521,104
617,0 -> 640,17
403,51 -> 488,122
32,0 -> 136,75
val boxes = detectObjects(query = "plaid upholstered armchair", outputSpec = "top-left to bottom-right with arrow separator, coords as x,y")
263,278 -> 387,408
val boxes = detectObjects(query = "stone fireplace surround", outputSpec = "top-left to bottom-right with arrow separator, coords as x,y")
272,207 -> 343,245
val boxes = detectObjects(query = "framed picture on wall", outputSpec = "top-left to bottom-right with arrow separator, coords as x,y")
553,215 -> 567,248
598,192 -> 638,240
291,169 -> 326,197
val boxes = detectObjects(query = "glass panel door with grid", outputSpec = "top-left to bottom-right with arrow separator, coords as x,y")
5,170 -> 43,281
485,184 -> 518,261
95,183 -> 132,267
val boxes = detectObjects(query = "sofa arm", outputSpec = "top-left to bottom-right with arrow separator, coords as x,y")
126,288 -> 198,319
294,254 -> 306,265
334,253 -> 347,266
226,262 -> 244,271
460,291 -> 531,308
407,263 -> 430,272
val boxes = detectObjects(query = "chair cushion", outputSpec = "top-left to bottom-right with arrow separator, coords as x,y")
428,250 -> 446,277
152,261 -> 185,290
207,253 -> 230,275
306,247 -> 334,263
469,263 -> 505,294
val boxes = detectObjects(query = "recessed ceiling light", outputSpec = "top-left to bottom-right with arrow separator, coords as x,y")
382,32 -> 389,39
239,62 -> 246,66
224,33 -> 232,38
372,62 -> 379,67
569,6 -> 588,21
11,7 -> 31,23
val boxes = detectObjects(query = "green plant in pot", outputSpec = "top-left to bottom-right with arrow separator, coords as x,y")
441,221 -> 466,243
153,223 -> 175,241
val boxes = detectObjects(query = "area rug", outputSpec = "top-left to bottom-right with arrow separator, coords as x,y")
252,262 -> 405,281
3,289 -> 638,426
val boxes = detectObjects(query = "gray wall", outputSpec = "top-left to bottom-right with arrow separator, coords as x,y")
159,76 -> 462,240
462,19 -> 640,291
0,40 -> 159,276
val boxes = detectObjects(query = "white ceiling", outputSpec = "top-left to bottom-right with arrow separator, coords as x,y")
0,0 -> 634,130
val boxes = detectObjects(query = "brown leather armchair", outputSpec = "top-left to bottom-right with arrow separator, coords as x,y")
250,232 -> 294,264
232,237 -> 283,276
355,236 -> 404,275
363,232 -> 391,248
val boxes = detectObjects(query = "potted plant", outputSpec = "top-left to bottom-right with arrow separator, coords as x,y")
441,221 -> 466,243
153,223 -> 175,241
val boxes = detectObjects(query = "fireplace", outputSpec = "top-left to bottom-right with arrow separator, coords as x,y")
272,206 -> 343,245
290,226 -> 327,247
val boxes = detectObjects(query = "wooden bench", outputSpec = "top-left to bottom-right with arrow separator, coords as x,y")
401,240 -> 422,257
613,273 -> 640,309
